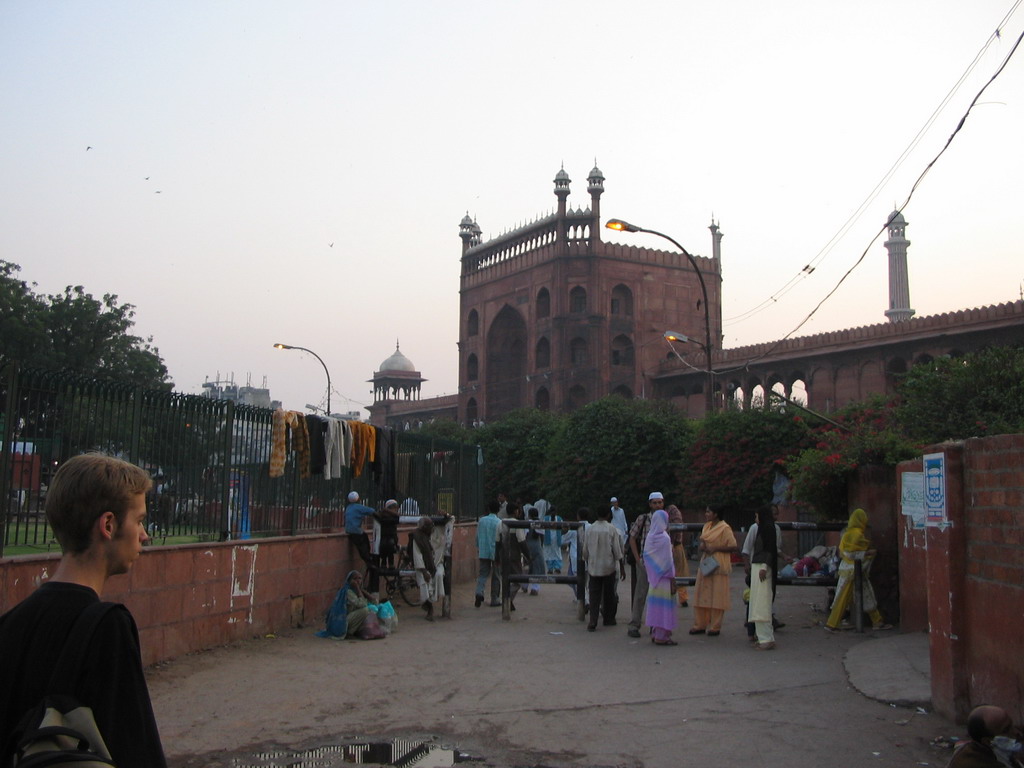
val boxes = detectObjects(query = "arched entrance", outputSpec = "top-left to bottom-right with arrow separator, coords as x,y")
486,305 -> 527,419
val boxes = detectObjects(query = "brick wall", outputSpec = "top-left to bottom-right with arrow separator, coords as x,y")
896,435 -> 1024,725
0,523 -> 480,666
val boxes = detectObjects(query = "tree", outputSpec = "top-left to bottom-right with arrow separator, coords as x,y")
787,396 -> 918,519
541,397 -> 693,522
895,346 -> 1024,443
408,419 -> 471,443
0,261 -> 48,371
678,406 -> 813,518
475,408 -> 565,506
0,261 -> 169,389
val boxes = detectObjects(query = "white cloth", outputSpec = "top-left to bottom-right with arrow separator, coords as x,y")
412,534 -> 446,604
750,563 -> 775,644
610,506 -> 628,543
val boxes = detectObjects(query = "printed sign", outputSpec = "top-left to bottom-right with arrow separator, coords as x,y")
923,452 -> 948,528
900,471 -> 926,530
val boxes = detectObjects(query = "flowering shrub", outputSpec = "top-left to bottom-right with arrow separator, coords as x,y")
678,407 -> 813,514
786,396 -> 919,518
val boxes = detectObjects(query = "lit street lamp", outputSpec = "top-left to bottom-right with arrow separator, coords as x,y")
273,343 -> 332,416
607,218 -> 715,413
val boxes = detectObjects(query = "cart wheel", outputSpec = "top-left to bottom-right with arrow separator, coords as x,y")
398,569 -> 422,606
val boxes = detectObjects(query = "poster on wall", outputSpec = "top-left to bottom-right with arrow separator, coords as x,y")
900,471 -> 926,530
923,452 -> 948,528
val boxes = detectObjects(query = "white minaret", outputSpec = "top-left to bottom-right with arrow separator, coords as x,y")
884,209 -> 915,323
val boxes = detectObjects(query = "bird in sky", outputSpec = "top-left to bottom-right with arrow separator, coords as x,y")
155,190 -> 162,194
329,242 -> 334,248
86,146 -> 92,151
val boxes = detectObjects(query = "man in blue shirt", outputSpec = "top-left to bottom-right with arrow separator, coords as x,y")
345,491 -> 377,589
475,501 -> 503,607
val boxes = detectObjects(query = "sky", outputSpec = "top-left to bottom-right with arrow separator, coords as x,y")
2,1 -> 1022,418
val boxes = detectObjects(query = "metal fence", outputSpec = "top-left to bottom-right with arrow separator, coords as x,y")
0,366 -> 482,555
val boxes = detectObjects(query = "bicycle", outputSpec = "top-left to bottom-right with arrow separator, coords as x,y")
370,549 -> 423,607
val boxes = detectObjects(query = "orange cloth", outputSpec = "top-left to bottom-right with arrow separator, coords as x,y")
693,520 -> 736,612
269,409 -> 311,479
348,421 -> 377,478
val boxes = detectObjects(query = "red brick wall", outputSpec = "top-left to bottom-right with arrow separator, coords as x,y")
896,435 -> 1024,725
0,523 -> 480,666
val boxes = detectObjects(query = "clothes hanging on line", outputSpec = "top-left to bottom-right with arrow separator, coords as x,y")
270,409 -> 311,478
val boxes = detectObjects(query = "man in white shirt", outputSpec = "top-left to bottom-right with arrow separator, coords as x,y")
582,506 -> 626,632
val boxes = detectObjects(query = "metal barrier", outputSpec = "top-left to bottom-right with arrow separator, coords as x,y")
0,366 -> 482,555
499,519 -> 587,622
659,520 -> 870,632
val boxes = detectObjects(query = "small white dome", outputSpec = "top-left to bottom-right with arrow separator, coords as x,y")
378,343 -> 416,372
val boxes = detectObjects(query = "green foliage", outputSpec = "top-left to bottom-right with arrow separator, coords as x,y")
0,261 -> 169,389
408,419 -> 471,443
540,397 -> 694,522
475,407 -> 565,505
894,345 -> 1024,442
678,406 -> 813,516
787,396 -> 919,518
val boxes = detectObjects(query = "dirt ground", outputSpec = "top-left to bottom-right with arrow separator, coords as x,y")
149,572 -> 959,768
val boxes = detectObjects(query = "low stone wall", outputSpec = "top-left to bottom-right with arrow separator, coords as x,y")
896,434 -> 1024,725
0,523 -> 479,666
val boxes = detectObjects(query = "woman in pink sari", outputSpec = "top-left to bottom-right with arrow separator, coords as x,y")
643,508 -> 678,645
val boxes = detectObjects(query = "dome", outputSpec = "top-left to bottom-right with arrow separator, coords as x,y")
887,210 -> 906,226
554,167 -> 571,182
460,212 -> 474,227
378,342 -> 416,373
588,164 -> 605,182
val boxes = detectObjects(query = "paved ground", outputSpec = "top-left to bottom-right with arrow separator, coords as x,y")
149,571 -> 958,767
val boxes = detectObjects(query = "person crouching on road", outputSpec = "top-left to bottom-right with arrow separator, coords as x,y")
411,516 -> 443,621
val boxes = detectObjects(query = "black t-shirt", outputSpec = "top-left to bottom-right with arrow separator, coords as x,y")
0,581 -> 167,768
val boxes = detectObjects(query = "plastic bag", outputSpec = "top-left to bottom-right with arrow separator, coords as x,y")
356,612 -> 386,640
378,601 -> 398,634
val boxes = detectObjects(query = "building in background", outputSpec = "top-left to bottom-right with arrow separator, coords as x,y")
201,374 -> 280,410
457,165 -> 723,424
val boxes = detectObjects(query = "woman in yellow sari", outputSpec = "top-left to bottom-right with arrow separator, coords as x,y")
824,508 -> 892,632
690,508 -> 738,636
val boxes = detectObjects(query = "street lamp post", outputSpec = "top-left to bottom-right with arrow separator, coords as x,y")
606,218 -> 715,414
273,343 -> 332,416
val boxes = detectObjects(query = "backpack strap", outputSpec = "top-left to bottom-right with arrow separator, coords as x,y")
46,602 -> 122,696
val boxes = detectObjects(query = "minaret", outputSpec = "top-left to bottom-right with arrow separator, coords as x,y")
709,218 -> 723,262
884,210 -> 915,323
553,165 -> 571,241
587,163 -> 605,244
459,212 -> 476,256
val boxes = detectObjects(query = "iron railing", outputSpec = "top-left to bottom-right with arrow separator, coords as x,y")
0,366 -> 482,555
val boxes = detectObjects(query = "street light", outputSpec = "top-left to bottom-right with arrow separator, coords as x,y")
273,343 -> 332,416
607,218 -> 716,413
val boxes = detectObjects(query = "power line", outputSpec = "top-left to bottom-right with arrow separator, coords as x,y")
724,2 -> 1021,327
715,17 -> 1024,376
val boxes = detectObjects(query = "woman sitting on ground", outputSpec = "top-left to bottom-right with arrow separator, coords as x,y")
316,570 -> 374,639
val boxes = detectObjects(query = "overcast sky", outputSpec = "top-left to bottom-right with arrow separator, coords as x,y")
2,1 -> 1022,417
